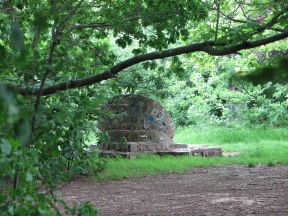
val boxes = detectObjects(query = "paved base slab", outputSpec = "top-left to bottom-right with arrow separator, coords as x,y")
97,144 -> 222,158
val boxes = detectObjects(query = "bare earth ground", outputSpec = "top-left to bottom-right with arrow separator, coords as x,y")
58,165 -> 288,216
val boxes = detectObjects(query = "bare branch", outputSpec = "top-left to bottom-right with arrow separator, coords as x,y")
57,0 -> 84,29
29,0 -> 85,143
205,0 -> 288,34
214,0 -> 221,41
252,10 -> 288,34
65,10 -> 199,33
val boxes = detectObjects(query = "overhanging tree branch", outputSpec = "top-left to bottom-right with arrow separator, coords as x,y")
13,31 -> 288,97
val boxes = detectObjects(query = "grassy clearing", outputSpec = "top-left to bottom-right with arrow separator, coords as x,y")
174,127 -> 288,145
96,127 -> 288,180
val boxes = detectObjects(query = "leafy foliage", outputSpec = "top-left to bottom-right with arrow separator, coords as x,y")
0,85 -> 103,214
243,56 -> 288,84
113,41 -> 288,128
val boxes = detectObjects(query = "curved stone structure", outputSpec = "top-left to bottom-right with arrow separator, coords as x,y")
99,94 -> 175,137
98,94 -> 175,152
96,94 -> 222,157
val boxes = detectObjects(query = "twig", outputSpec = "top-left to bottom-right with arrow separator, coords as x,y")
214,0 -> 221,41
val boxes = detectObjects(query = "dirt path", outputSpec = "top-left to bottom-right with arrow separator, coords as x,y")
58,165 -> 288,216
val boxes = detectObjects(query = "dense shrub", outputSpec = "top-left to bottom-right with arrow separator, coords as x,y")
0,85 -> 102,215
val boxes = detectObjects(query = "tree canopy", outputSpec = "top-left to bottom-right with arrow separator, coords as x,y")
1,0 -> 287,96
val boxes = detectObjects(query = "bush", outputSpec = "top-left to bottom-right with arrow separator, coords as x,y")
0,85 -> 101,215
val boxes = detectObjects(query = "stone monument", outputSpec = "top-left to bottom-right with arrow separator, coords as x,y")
98,94 -> 175,151
97,94 -> 222,158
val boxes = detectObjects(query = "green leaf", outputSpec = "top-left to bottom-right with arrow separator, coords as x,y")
16,119 -> 31,146
10,21 -> 25,52
0,139 -> 11,155
7,138 -> 20,149
26,172 -> 33,182
0,44 -> 6,59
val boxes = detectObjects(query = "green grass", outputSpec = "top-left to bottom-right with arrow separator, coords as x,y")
174,127 -> 288,145
96,127 -> 288,180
